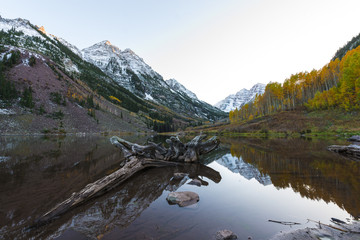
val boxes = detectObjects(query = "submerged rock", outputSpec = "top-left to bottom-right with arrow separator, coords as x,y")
188,179 -> 202,187
348,135 -> 360,142
216,229 -> 238,240
173,172 -> 187,180
328,144 -> 360,161
166,191 -> 199,207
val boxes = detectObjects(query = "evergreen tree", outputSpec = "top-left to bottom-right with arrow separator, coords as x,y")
20,86 -> 34,108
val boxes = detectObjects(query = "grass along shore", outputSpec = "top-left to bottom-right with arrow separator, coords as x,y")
186,109 -> 360,138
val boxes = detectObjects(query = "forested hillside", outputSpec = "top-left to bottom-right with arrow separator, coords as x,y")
229,34 -> 360,123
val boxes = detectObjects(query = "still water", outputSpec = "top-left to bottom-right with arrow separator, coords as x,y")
0,135 -> 359,239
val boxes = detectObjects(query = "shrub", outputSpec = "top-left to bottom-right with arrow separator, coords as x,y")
49,110 -> 64,120
29,55 -> 36,66
260,128 -> 269,134
50,92 -> 66,106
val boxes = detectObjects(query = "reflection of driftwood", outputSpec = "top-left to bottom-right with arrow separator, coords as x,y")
307,219 -> 348,232
328,145 -> 360,161
268,220 -> 301,226
34,134 -> 220,227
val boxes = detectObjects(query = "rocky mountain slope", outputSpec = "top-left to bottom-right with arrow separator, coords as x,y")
81,41 -> 225,120
0,16 -> 226,134
215,83 -> 265,112
165,78 -> 198,100
332,32 -> 360,61
0,46 -> 147,134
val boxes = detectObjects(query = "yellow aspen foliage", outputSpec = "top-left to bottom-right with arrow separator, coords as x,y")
229,44 -> 360,123
109,95 -> 121,103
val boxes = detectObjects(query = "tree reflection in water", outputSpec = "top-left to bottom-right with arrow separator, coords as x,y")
0,135 -> 221,239
224,137 -> 360,219
1,136 -> 359,239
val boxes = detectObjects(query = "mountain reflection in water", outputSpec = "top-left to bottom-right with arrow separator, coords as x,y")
216,154 -> 272,186
0,136 -> 359,240
223,137 -> 360,219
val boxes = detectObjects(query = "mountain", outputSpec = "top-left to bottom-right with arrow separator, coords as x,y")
0,16 -> 154,108
332,32 -> 360,61
215,83 -> 265,112
216,153 -> 272,186
165,79 -> 198,100
82,40 -> 162,95
82,40 -> 225,120
0,16 -> 225,134
0,17 -> 155,133
0,45 -> 147,134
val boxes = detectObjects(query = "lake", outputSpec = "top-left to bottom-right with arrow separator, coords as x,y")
0,135 -> 359,240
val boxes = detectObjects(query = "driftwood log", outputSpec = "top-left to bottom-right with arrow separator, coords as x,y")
328,145 -> 360,161
111,134 -> 220,162
33,134 -> 220,227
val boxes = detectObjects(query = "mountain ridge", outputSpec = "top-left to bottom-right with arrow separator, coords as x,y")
0,16 -> 226,134
215,83 -> 266,112
81,39 -> 225,120
165,78 -> 198,100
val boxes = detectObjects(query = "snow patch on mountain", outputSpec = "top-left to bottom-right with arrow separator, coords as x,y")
144,93 -> 154,101
166,79 -> 198,100
215,83 -> 265,112
0,109 -> 14,115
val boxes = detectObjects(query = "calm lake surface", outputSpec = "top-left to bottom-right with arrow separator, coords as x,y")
0,135 -> 359,240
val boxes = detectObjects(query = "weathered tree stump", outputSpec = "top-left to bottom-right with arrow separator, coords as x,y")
111,134 -> 220,162
33,134 -> 220,226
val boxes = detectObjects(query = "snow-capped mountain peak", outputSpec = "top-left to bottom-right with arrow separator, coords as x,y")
166,79 -> 198,100
215,83 -> 266,112
82,41 -> 157,81
82,40 -> 224,119
33,25 -> 83,59
0,16 -> 44,39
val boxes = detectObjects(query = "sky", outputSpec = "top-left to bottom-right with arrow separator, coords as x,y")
2,0 -> 360,104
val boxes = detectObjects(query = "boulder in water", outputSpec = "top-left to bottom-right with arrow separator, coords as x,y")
166,191 -> 199,207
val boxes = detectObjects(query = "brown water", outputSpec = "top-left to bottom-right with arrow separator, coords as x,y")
0,135 -> 359,240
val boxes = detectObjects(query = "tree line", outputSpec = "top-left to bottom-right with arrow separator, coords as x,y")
229,44 -> 360,123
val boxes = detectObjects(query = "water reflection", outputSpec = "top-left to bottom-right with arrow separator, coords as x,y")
0,136 -> 359,240
0,135 -> 221,240
216,153 -> 272,186
50,163 -> 220,240
0,135 -> 147,240
222,137 -> 360,219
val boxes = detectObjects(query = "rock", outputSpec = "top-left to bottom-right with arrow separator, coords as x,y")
348,135 -> 360,142
166,191 -> 199,207
328,144 -> 360,161
216,229 -> 238,240
270,220 -> 360,240
188,179 -> 202,187
173,172 -> 187,180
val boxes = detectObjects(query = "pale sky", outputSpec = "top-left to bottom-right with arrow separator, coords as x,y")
2,0 -> 360,104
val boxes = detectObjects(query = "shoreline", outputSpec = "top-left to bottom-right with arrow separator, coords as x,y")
270,220 -> 360,240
